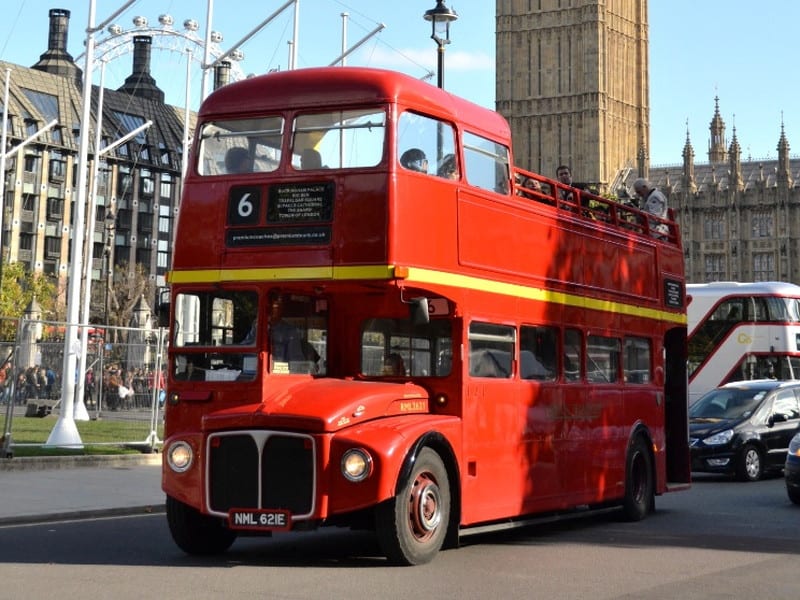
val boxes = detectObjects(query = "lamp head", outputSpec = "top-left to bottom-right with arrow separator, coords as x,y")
424,0 -> 458,44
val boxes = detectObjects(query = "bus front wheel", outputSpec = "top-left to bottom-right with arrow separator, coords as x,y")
621,436 -> 654,521
166,495 -> 237,555
376,448 -> 451,565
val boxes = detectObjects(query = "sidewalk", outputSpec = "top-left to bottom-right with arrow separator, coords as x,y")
0,454 -> 164,526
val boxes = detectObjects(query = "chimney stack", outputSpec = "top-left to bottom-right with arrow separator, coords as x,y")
214,62 -> 232,91
32,8 -> 82,83
117,36 -> 165,102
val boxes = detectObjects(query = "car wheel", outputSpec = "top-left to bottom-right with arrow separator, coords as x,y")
735,444 -> 763,482
787,485 -> 800,505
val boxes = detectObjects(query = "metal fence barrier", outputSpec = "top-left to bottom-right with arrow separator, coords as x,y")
0,316 -> 167,457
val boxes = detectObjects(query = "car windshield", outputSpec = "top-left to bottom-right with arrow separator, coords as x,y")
689,387 -> 768,420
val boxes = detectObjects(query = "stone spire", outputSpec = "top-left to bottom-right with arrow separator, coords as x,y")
777,116 -> 793,188
728,124 -> 744,191
682,123 -> 696,193
708,96 -> 727,164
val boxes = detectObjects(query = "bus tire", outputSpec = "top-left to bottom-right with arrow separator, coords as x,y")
376,447 -> 450,565
166,495 -> 237,555
736,443 -> 763,482
621,436 -> 653,522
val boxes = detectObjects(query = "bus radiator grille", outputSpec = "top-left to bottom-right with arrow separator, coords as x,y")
208,432 -> 314,516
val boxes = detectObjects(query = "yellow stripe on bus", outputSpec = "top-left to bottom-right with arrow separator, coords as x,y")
167,264 -> 686,325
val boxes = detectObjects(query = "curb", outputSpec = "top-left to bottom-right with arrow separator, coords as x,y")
0,504 -> 166,527
0,453 -> 162,472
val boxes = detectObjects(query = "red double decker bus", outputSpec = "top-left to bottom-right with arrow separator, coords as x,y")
163,66 -> 690,565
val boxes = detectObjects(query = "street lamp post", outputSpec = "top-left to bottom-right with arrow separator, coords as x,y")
103,210 -> 116,326
423,0 -> 458,90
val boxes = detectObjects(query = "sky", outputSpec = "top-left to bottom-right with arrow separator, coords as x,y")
0,0 -> 796,168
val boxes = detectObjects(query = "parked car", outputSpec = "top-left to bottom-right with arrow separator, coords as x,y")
786,432 -> 800,504
689,380 -> 800,481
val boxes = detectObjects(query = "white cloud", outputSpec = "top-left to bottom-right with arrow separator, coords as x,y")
356,46 -> 493,74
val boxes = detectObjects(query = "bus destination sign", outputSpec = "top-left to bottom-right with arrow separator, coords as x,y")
268,182 -> 334,223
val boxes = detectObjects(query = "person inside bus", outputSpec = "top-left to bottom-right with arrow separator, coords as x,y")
300,148 -> 323,170
225,146 -> 253,174
382,352 -> 406,376
400,148 -> 428,173
268,293 -> 319,367
437,154 -> 459,180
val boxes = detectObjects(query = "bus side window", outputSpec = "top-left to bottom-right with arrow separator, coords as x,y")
463,131 -> 510,195
468,322 -> 514,379
564,328 -> 583,382
397,111 -> 456,177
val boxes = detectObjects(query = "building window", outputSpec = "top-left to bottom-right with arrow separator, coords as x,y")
49,157 -> 66,181
753,252 -> 775,281
47,197 -> 63,218
752,211 -> 773,238
21,193 -> 36,211
45,236 -> 60,258
703,213 -> 725,240
19,232 -> 33,250
24,154 -> 39,173
140,171 -> 154,196
160,174 -> 173,199
25,119 -> 38,137
704,254 -> 726,281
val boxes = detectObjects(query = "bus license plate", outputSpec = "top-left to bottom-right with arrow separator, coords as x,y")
228,509 -> 291,531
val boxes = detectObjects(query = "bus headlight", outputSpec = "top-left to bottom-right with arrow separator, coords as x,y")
341,448 -> 372,482
167,441 -> 194,472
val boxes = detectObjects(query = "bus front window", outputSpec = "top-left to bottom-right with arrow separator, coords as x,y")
172,290 -> 259,382
198,117 -> 284,176
292,109 -> 386,170
268,293 -> 328,376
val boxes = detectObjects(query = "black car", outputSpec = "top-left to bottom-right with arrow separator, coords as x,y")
786,432 -> 800,504
690,380 -> 800,481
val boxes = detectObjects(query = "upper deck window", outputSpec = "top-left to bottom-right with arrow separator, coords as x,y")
463,131 -> 510,195
397,111 -> 457,179
198,117 -> 283,176
292,109 -> 385,170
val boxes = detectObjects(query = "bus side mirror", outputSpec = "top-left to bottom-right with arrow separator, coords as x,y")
157,302 -> 170,328
410,297 -> 430,325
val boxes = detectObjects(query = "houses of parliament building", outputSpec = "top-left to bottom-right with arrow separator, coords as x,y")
497,0 -> 799,284
2,3 -> 798,321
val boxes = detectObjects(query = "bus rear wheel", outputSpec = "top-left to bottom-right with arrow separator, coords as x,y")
166,495 -> 237,555
376,448 -> 451,565
621,436 -> 654,521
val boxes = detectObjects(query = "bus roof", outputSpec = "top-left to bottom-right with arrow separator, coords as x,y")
198,66 -> 510,143
687,281 -> 800,299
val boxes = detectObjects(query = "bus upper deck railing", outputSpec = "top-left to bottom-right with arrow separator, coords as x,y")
512,167 -> 679,246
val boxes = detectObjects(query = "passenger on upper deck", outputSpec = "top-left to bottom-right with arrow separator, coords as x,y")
225,146 -> 253,174
437,154 -> 459,180
300,148 -> 323,170
633,178 -> 669,237
400,148 -> 428,174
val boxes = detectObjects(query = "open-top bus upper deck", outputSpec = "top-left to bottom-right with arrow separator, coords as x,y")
172,67 -> 684,322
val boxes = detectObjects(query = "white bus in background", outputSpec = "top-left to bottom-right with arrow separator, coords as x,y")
687,281 -> 800,403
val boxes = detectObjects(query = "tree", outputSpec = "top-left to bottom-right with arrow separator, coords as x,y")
106,261 -> 155,329
0,261 -> 60,341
